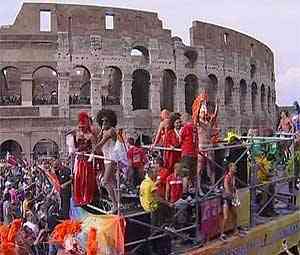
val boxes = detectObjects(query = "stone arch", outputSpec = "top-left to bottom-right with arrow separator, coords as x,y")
261,84 -> 266,111
0,140 -> 23,159
161,69 -> 176,112
103,66 -> 122,105
0,66 -> 21,105
225,76 -> 234,107
267,87 -> 271,113
130,45 -> 150,65
32,139 -> 59,160
131,69 -> 150,110
184,48 -> 198,68
207,74 -> 218,112
240,79 -> 247,114
184,74 -> 198,114
70,65 -> 91,105
251,82 -> 258,113
32,66 -> 58,105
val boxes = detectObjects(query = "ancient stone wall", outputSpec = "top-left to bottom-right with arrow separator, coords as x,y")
0,3 -> 276,158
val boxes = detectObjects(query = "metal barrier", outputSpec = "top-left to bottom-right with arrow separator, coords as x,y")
69,135 -> 298,253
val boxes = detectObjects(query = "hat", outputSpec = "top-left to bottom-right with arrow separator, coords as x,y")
78,112 -> 90,127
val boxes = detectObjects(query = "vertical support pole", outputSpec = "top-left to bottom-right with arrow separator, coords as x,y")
249,142 -> 256,227
116,162 -> 121,215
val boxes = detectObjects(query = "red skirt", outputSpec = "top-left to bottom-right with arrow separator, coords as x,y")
73,159 -> 96,206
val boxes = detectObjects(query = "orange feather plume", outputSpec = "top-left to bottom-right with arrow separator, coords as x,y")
192,92 -> 208,124
51,220 -> 82,245
87,228 -> 98,255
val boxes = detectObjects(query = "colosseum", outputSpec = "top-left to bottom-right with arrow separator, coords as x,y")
0,3 -> 277,159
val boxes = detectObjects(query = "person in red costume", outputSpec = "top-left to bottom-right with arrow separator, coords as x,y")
73,112 -> 96,206
151,109 -> 170,150
163,112 -> 182,173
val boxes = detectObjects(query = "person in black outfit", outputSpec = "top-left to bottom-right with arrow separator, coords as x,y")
54,159 -> 72,219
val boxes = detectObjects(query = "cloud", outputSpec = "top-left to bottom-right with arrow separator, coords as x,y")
276,67 -> 300,105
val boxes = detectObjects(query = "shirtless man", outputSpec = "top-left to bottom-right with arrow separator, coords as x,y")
277,110 -> 294,133
195,96 -> 219,194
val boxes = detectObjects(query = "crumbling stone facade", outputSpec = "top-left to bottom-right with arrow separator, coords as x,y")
0,3 -> 276,159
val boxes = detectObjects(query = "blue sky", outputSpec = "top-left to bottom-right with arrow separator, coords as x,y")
0,0 -> 299,106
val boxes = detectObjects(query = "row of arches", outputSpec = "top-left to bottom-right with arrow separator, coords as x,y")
0,66 -> 274,114
0,139 -> 59,160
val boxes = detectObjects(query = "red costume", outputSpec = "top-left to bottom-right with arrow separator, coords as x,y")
73,112 -> 96,206
163,127 -> 181,173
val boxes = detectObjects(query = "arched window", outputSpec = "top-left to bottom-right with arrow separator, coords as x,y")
207,74 -> 218,112
250,64 -> 256,79
161,69 -> 176,112
103,66 -> 122,105
184,49 -> 198,68
251,82 -> 258,113
240,79 -> 247,114
261,84 -> 266,111
225,77 -> 234,107
70,66 -> 91,105
131,69 -> 150,110
33,139 -> 59,160
32,66 -> 58,105
130,46 -> 150,65
184,74 -> 198,114
0,140 -> 23,158
267,87 -> 271,113
0,67 -> 21,105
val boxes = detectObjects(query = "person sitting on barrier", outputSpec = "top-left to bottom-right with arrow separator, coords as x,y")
179,113 -> 198,194
220,163 -> 238,241
95,109 -> 118,212
139,164 -> 174,226
127,137 -> 147,188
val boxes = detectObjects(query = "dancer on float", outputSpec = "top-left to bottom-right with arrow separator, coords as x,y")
292,101 -> 300,145
72,112 -> 97,206
94,109 -> 118,212
219,163 -> 238,241
163,112 -> 182,174
151,109 -> 171,150
192,92 -> 219,195
277,110 -> 294,133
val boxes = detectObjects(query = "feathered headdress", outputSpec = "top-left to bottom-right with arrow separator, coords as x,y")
0,219 -> 22,255
78,111 -> 90,127
87,228 -> 98,255
192,92 -> 208,124
50,220 -> 82,245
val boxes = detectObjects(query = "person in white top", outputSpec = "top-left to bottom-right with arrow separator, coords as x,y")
94,109 -> 118,212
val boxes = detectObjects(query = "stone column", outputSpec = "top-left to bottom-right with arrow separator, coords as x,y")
122,73 -> 133,116
58,73 -> 70,118
175,76 -> 185,113
150,74 -> 161,117
217,75 -> 226,135
91,73 -> 102,118
21,74 -> 33,106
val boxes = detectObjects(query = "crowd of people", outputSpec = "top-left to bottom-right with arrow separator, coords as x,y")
0,94 -> 299,254
69,95 -> 90,105
0,95 -> 21,106
0,158 -> 71,254
33,95 -> 58,105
